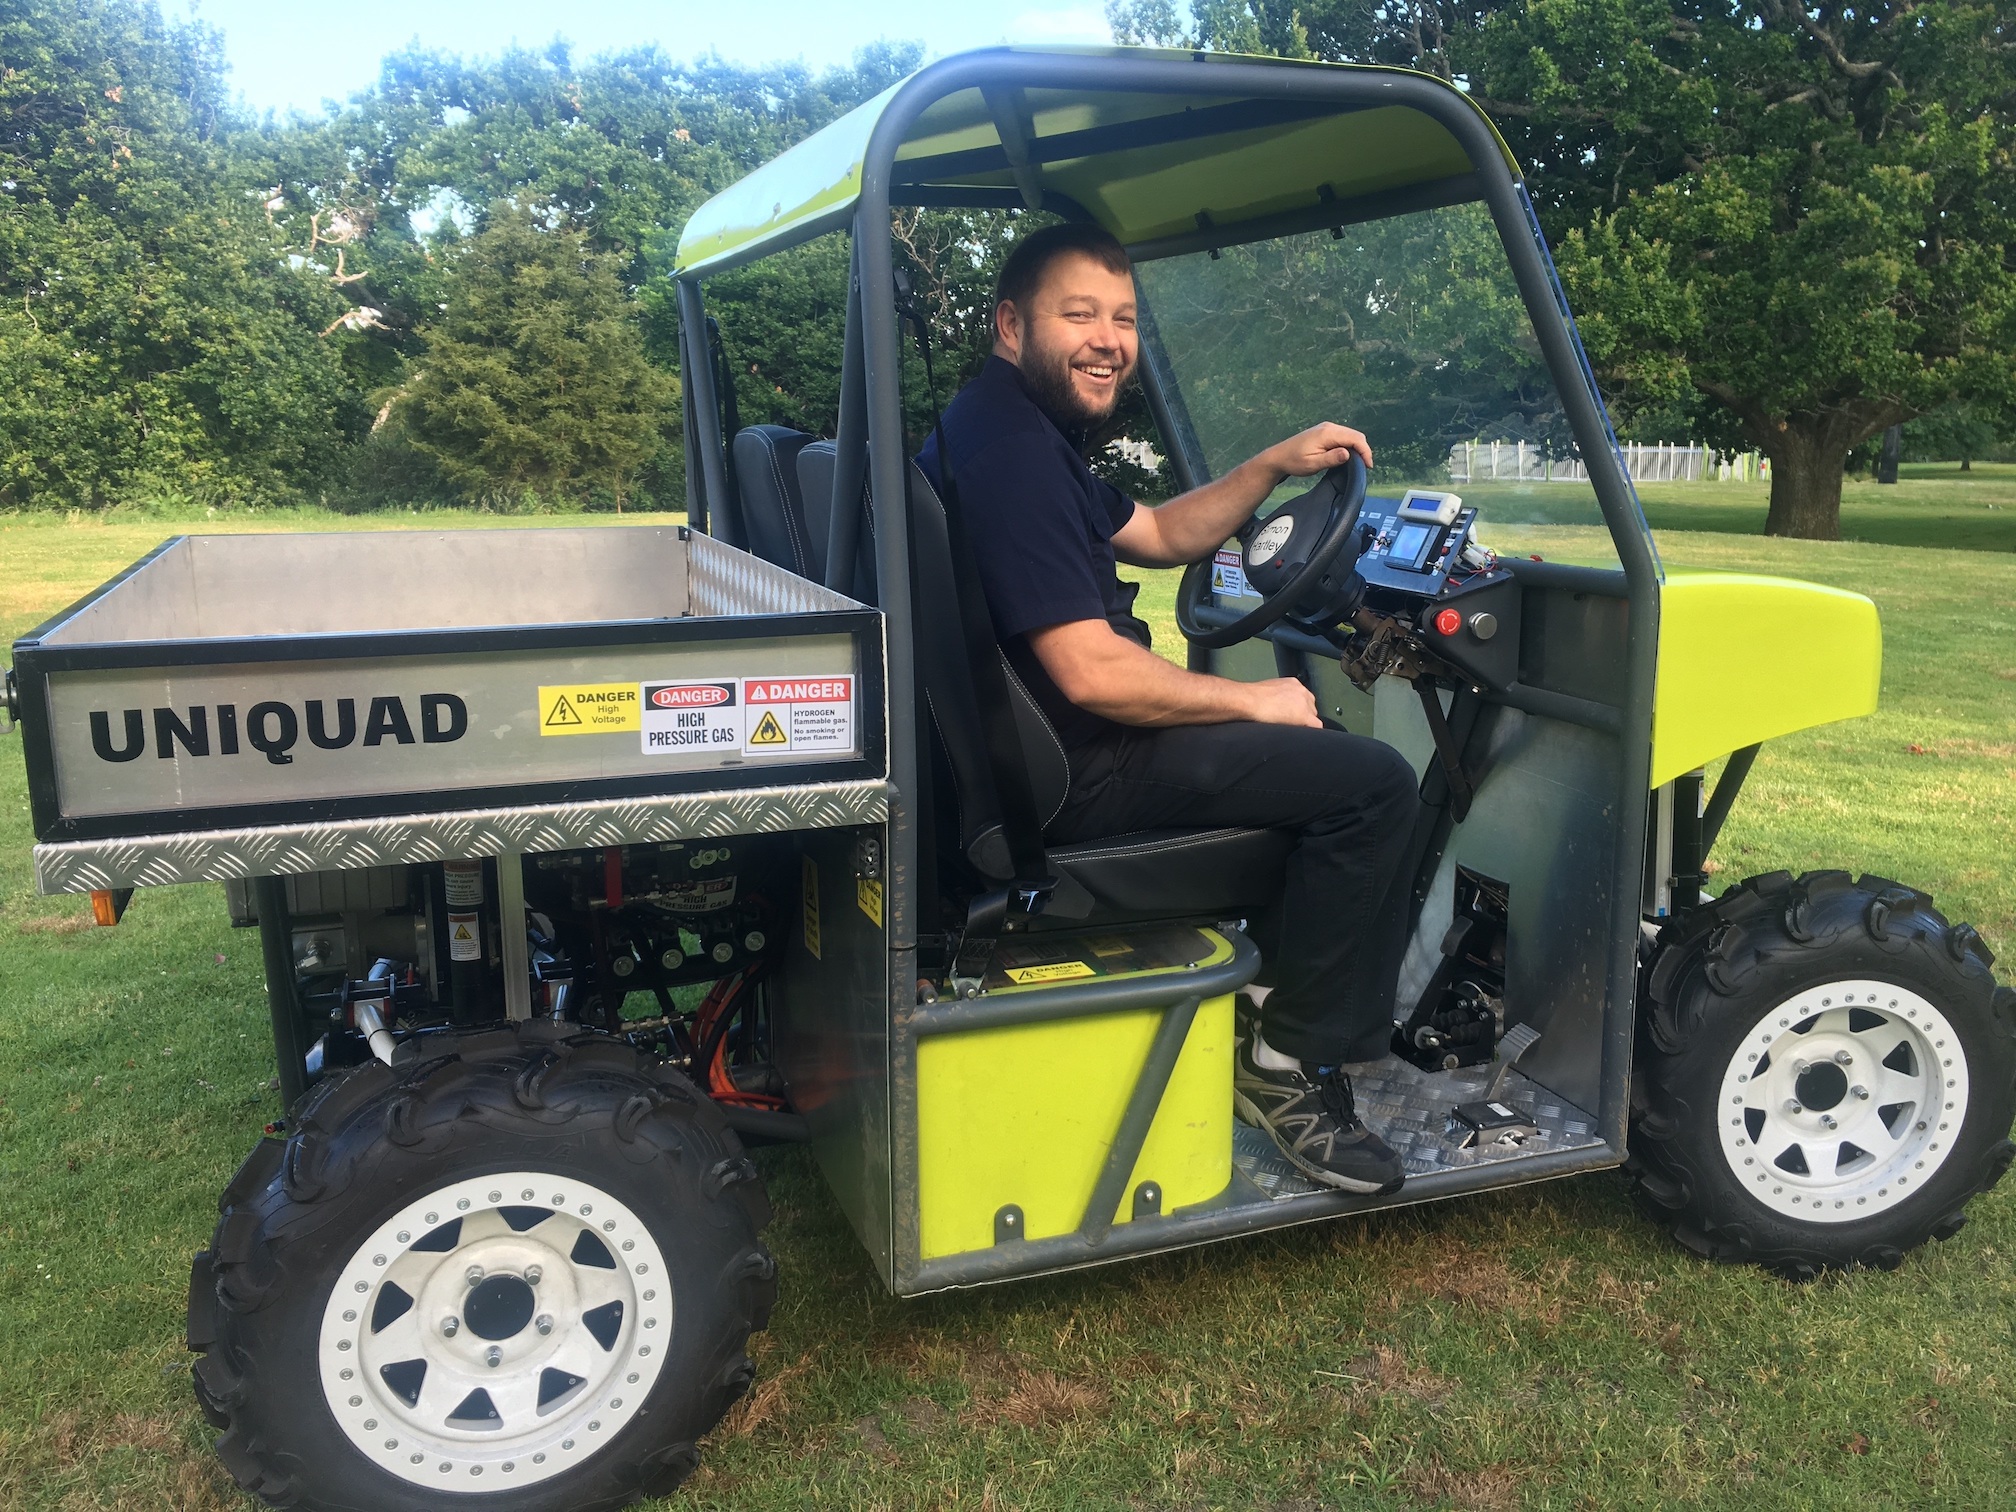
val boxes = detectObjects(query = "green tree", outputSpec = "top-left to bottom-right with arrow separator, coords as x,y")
399,202 -> 675,507
1478,2 -> 2016,539
0,0 -> 365,508
1112,1 -> 2016,540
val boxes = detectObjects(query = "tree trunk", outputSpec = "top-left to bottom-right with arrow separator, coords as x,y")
1762,423 -> 1850,540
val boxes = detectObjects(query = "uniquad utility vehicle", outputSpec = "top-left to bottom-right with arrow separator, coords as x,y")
7,46 -> 2010,1512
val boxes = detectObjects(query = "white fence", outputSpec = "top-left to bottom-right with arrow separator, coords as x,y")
1447,440 -> 1769,484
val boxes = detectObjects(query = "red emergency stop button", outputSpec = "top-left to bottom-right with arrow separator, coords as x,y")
1433,607 -> 1462,637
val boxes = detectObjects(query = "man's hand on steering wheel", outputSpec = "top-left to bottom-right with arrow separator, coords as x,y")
1256,422 -> 1374,486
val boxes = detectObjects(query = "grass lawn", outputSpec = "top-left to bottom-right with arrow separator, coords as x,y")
0,495 -> 2011,1510
1454,461 -> 2016,554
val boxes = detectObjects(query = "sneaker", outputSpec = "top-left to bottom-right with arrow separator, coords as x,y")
1234,1020 -> 1406,1195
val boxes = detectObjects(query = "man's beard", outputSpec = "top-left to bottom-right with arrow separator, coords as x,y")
1018,338 -> 1128,432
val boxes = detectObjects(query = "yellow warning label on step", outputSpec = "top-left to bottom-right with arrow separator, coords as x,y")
856,877 -> 883,928
538,684 -> 640,735
748,709 -> 789,746
1004,961 -> 1097,985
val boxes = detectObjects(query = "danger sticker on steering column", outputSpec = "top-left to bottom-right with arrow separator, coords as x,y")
1212,548 -> 1256,599
740,676 -> 853,756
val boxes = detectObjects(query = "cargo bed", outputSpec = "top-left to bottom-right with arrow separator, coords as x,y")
12,527 -> 886,892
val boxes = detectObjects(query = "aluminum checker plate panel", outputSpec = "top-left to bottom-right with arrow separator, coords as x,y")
1232,1058 -> 1602,1199
35,778 -> 888,893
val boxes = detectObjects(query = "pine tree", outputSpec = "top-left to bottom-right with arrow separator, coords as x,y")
399,204 -> 675,507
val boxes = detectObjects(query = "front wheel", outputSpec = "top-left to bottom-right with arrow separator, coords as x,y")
1630,871 -> 2016,1279
187,1022 -> 775,1512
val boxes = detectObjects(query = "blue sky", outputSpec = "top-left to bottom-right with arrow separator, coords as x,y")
179,0 -> 1116,117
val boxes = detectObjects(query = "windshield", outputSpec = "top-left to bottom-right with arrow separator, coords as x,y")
1134,201 -> 1642,569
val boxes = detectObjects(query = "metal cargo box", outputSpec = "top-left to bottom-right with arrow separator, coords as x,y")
13,527 -> 886,889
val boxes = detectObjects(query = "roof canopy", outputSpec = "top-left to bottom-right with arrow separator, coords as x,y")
674,47 -> 1519,277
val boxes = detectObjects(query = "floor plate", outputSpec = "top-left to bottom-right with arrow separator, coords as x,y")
1231,1059 -> 1603,1200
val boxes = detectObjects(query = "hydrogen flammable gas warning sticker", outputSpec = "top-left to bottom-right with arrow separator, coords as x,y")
540,683 -> 640,735
1211,548 -> 1255,599
740,677 -> 854,756
640,682 -> 743,755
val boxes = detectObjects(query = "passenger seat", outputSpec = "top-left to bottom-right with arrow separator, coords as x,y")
730,425 -> 817,580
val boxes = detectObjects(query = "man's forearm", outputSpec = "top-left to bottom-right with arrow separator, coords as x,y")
1028,620 -> 1308,728
1130,456 -> 1283,564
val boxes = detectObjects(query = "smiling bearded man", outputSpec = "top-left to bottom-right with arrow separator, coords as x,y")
916,222 -> 1420,1196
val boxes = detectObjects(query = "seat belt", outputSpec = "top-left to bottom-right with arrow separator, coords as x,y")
896,276 -> 1055,988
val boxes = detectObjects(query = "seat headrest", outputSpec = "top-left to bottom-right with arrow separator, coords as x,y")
731,425 -> 815,579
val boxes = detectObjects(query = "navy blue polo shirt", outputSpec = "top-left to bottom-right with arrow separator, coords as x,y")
917,356 -> 1145,748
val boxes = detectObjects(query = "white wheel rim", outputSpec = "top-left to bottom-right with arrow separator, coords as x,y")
318,1172 -> 671,1491
1718,980 -> 1968,1223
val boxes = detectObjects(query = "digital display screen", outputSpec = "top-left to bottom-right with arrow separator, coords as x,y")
1388,522 -> 1433,569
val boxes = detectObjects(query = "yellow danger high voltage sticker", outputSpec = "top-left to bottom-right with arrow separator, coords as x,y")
538,684 -> 640,735
1004,961 -> 1097,985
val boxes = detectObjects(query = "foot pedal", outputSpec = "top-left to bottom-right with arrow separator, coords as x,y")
1451,1023 -> 1542,1149
1483,1023 -> 1540,1099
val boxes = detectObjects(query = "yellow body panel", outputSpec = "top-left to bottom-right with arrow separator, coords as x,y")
1652,569 -> 1882,787
915,934 -> 1237,1261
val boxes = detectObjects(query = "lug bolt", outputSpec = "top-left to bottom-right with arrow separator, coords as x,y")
1852,1085 -> 1871,1100
524,1265 -> 542,1285
486,1346 -> 502,1368
711,941 -> 734,964
611,954 -> 637,978
1820,1114 -> 1838,1129
535,1314 -> 554,1336
1834,1050 -> 1853,1066
464,1265 -> 484,1286
660,948 -> 684,971
1792,1059 -> 1809,1075
441,1316 -> 460,1338
1786,1100 -> 1804,1114
744,930 -> 767,953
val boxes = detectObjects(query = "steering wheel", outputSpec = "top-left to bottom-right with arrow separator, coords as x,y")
1175,456 -> 1368,650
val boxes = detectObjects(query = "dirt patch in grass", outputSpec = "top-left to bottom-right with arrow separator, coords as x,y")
1403,1457 -> 1525,1512
1342,1343 -> 1454,1407
16,912 -> 94,936
20,1410 -> 243,1512
1379,1232 -> 1552,1316
718,1353 -> 811,1439
988,1366 -> 1108,1428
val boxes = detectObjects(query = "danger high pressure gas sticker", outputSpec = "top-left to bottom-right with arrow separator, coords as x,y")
640,682 -> 742,754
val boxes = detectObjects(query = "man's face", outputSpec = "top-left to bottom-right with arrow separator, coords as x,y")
996,251 -> 1139,428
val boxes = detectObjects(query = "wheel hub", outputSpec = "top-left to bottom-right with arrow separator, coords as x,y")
464,1275 -> 536,1341
1792,1060 -> 1849,1113
1717,980 -> 1966,1222
318,1173 -> 672,1490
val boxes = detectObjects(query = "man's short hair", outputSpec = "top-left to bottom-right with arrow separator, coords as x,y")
995,222 -> 1133,312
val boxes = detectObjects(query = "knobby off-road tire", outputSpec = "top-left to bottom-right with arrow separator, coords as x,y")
1629,871 -> 2016,1279
186,1021 -> 776,1512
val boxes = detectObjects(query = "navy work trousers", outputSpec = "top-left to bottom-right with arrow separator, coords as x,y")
1048,722 -> 1419,1065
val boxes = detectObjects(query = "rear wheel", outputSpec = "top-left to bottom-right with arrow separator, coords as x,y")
1630,871 -> 2016,1278
187,1021 -> 775,1512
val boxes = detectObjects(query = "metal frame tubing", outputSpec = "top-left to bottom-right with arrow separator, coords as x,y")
824,236 -> 870,594
908,930 -> 1260,1036
676,278 -> 732,537
255,876 -> 309,1111
910,1139 -> 1618,1291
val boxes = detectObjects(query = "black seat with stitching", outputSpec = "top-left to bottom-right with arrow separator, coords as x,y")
904,460 -> 1291,927
731,425 -> 818,580
795,439 -> 878,602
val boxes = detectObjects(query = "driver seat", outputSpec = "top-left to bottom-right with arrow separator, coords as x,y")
905,462 -> 1291,927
